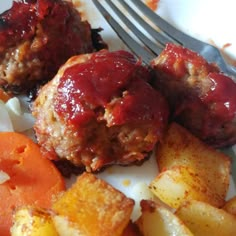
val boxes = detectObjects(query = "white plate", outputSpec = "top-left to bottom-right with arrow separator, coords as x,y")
1,0 -> 236,219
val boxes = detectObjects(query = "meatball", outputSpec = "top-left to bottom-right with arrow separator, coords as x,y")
32,50 -> 169,172
151,43 -> 236,148
0,0 -> 101,93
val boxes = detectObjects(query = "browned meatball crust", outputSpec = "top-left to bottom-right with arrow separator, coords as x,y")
151,43 -> 236,148
32,50 -> 169,172
0,0 -> 98,93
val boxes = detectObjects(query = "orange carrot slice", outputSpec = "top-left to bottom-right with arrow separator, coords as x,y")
0,132 -> 65,236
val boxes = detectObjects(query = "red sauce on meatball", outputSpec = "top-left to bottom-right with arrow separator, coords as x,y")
151,43 -> 236,147
158,43 -> 219,78
201,72 -> 236,121
0,0 -> 95,91
55,50 -> 168,128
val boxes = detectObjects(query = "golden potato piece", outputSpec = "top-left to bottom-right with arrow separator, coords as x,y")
222,196 -> 236,215
52,172 -> 134,236
136,200 -> 193,236
176,200 -> 236,236
156,122 -> 231,201
10,206 -> 58,236
150,166 -> 224,209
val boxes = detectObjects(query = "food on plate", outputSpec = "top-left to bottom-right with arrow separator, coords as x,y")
10,172 -> 137,236
9,171 -> 236,236
151,43 -> 236,148
12,211 -> 141,236
121,221 -> 141,236
0,88 -> 11,102
0,0 -> 103,93
0,132 -> 65,236
136,200 -> 193,236
11,206 -> 58,236
1,97 -> 35,132
155,122 -> 231,202
150,123 -> 231,208
222,196 -> 236,215
32,49 -> 169,172
52,172 -> 135,236
150,165 -> 225,209
175,200 -> 236,235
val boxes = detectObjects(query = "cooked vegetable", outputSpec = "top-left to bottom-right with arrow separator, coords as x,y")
136,200 -> 193,236
175,200 -> 236,235
10,206 -> 58,236
150,165 -> 225,209
0,132 -> 65,236
0,170 -> 10,184
52,172 -> 134,236
5,97 -> 35,132
222,196 -> 236,215
154,122 -> 231,205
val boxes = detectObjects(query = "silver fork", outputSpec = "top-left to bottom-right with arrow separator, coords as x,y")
92,0 -> 236,81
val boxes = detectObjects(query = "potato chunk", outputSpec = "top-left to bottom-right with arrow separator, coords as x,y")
136,200 -> 193,236
10,206 -> 58,236
156,122 -> 231,202
222,196 -> 236,215
149,166 -> 224,209
175,200 -> 236,236
52,172 -> 134,236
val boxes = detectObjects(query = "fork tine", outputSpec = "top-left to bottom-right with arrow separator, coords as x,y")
117,0 -> 175,46
92,0 -> 157,64
106,0 -> 162,55
130,0 -> 204,49
130,0 -> 195,44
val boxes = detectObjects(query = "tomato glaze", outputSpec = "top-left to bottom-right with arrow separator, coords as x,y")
0,0 -> 93,58
201,72 -> 236,121
152,43 -> 236,147
157,43 -> 219,78
55,50 -> 169,127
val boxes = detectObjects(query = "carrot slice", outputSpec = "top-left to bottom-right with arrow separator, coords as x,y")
0,132 -> 65,236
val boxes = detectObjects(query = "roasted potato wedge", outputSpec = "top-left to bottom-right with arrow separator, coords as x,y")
136,200 -> 193,236
156,122 -> 231,201
52,172 -> 134,236
222,196 -> 236,215
149,166 -> 224,208
10,206 -> 58,236
175,200 -> 236,236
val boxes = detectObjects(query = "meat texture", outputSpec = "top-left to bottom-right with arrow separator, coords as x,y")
151,43 -> 236,148
0,0 -> 98,93
32,50 -> 169,172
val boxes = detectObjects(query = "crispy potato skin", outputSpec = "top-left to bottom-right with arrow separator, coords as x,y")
222,196 -> 236,215
11,207 -> 58,236
155,122 -> 231,202
52,172 -> 134,236
136,200 -> 193,236
149,123 -> 231,209
175,200 -> 236,235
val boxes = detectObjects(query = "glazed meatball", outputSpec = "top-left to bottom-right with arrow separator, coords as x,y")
0,0 -> 101,93
151,43 -> 236,148
32,50 -> 169,172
